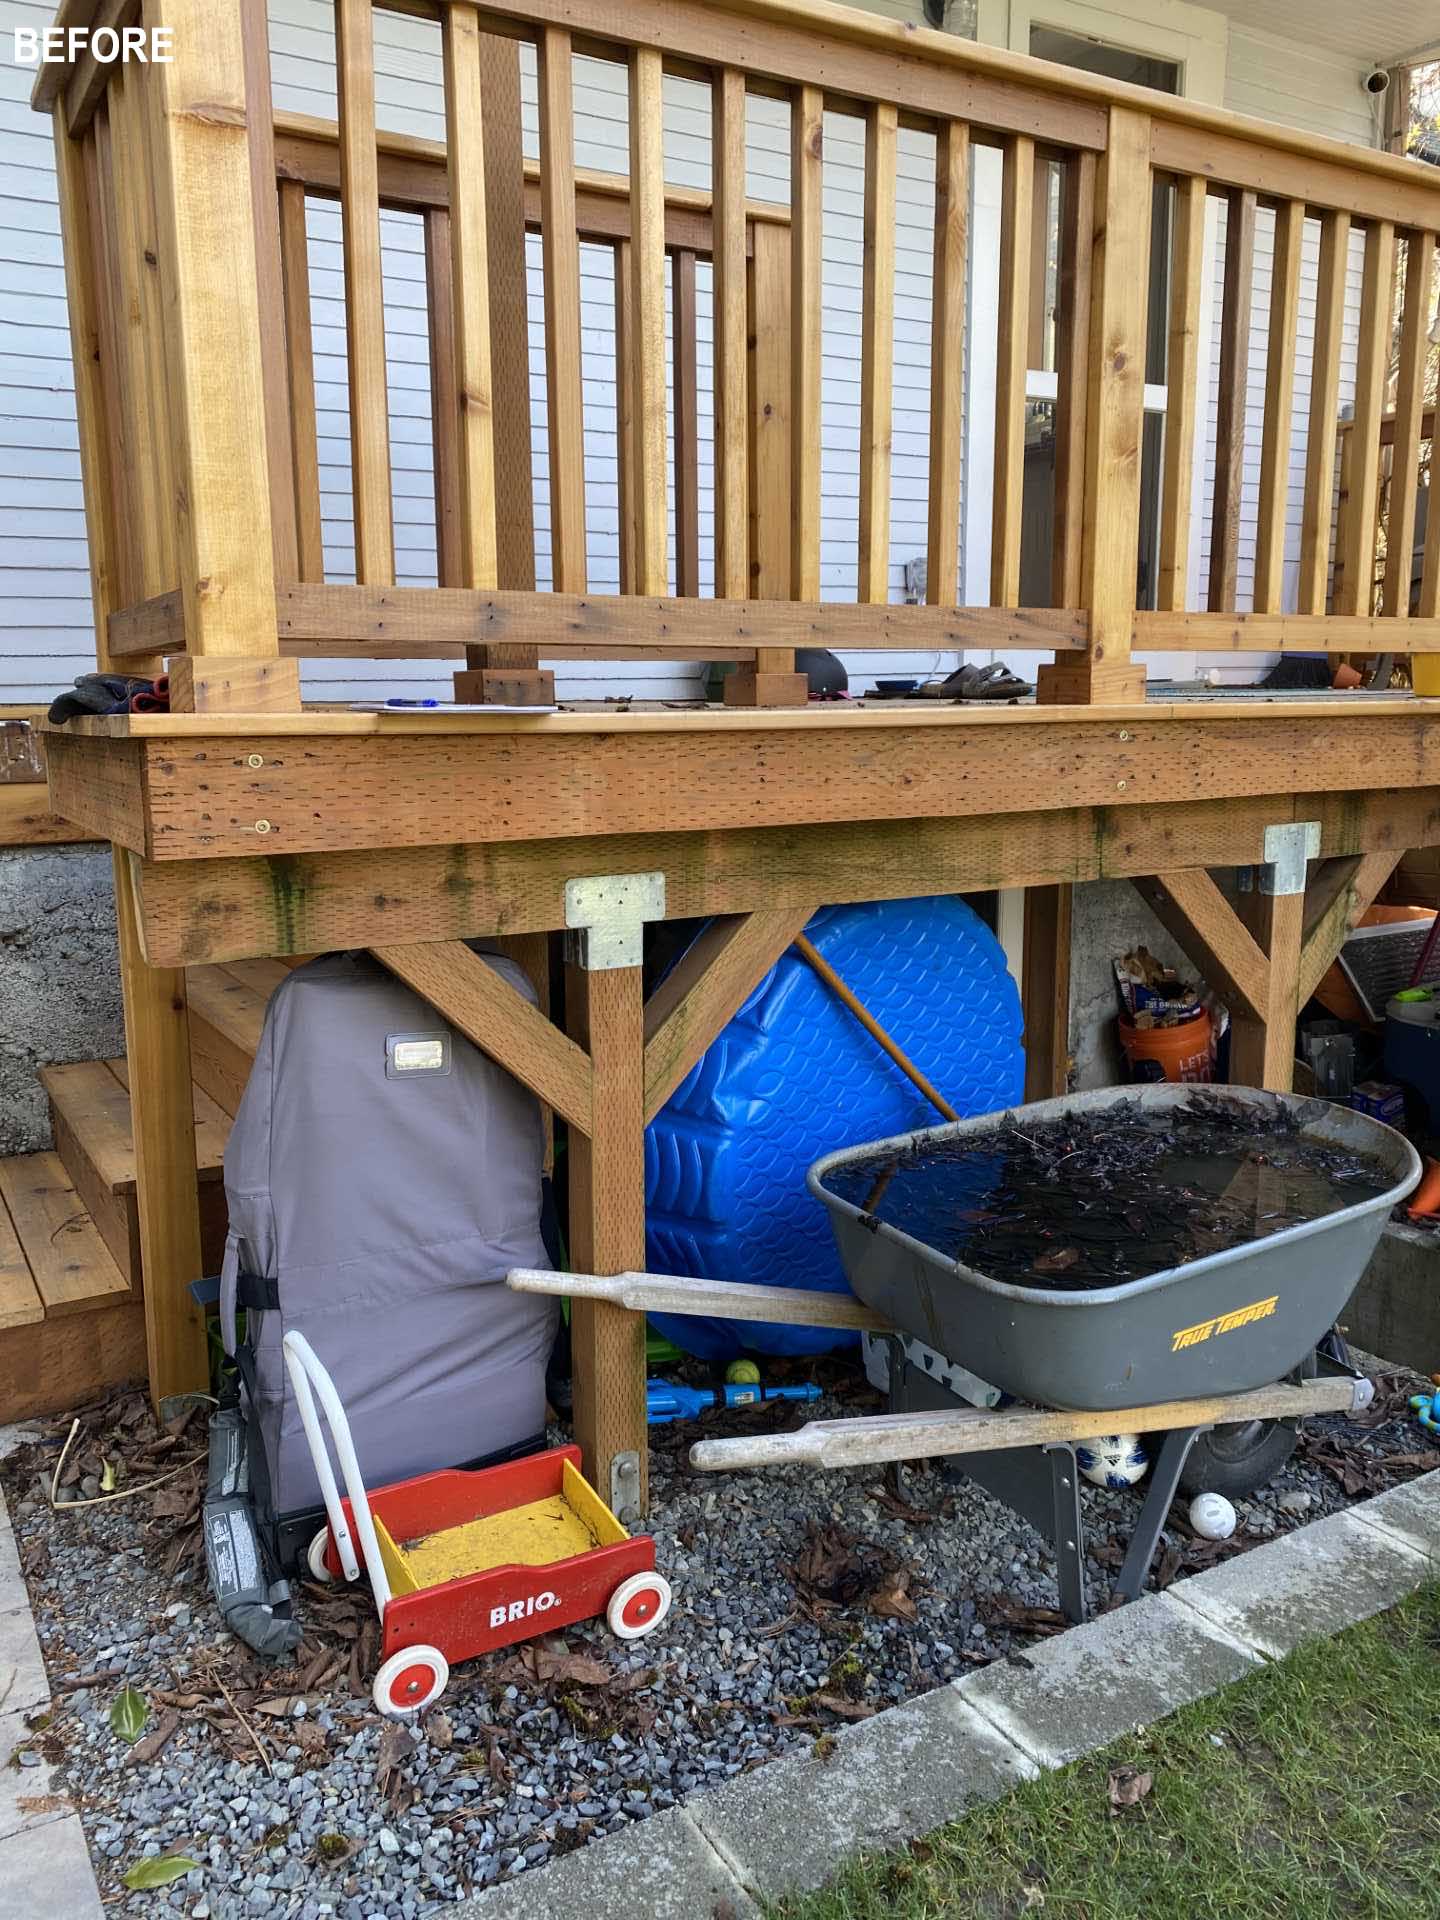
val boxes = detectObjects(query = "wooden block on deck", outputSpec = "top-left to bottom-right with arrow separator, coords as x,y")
722,669 -> 810,708
0,1153 -> 131,1316
0,1298 -> 149,1424
1036,659 -> 1147,706
453,668 -> 558,706
167,656 -> 302,713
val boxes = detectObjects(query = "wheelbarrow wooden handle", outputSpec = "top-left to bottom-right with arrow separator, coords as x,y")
506,1266 -> 893,1332
688,1374 -> 1369,1472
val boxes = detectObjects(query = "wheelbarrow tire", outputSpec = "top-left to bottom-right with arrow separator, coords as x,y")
1177,1417 -> 1297,1498
607,1571 -> 673,1640
373,1645 -> 449,1718
305,1528 -> 334,1583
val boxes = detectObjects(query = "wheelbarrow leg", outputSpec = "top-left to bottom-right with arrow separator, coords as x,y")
1044,1443 -> 1086,1626
1114,1425 -> 1205,1605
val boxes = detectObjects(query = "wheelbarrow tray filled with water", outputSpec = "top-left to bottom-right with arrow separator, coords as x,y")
809,1086 -> 1420,1413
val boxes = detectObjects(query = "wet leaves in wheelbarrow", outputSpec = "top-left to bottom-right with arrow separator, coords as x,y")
826,1094 -> 1393,1292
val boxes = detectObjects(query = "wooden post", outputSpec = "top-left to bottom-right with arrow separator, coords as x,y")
1022,884 -> 1072,1099
147,0 -> 292,704
1228,889 -> 1304,1091
114,853 -> 209,1407
1037,106 -> 1150,705
566,962 -> 650,1516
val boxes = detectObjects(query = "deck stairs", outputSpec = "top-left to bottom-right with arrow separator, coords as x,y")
0,960 -> 284,1419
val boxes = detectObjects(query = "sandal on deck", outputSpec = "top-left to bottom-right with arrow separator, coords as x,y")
924,662 -> 1033,701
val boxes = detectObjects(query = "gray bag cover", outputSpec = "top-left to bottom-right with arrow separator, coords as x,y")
221,951 -> 556,1518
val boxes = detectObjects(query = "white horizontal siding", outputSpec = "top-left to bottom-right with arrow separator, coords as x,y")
0,0 -> 91,701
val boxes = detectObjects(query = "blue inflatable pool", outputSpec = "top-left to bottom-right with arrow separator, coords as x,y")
644,895 -> 1025,1359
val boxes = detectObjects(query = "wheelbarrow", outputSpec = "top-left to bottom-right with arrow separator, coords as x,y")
284,1332 -> 672,1717
507,1087 -> 1418,1622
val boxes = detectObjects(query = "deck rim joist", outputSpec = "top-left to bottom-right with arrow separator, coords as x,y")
127,786 -> 1440,968
40,701 -> 1440,866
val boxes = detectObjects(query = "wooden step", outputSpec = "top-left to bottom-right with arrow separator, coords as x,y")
185,959 -> 289,1114
0,1154 -> 147,1421
41,1059 -> 231,1287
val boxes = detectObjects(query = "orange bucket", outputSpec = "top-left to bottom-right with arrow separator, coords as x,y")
1118,1009 -> 1212,1084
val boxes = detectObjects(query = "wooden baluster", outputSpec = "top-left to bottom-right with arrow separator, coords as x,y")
926,119 -> 968,608
441,2 -> 497,593
1254,199 -> 1304,614
712,68 -> 748,601
614,239 -> 637,595
746,220 -> 790,602
1384,231 -> 1435,619
1156,175 -> 1206,613
732,91 -> 809,703
1298,210 -> 1351,616
537,25 -> 586,593
424,207 -> 461,589
336,0 -> 394,587
87,112 -> 140,620
240,0 -> 297,585
56,114 -> 122,666
278,182 -> 324,584
628,47 -> 668,597
790,84 -> 822,604
1052,150 -> 1094,610
672,249 -> 700,597
858,100 -> 896,605
107,73 -> 166,604
1336,219 -> 1396,617
992,133 -> 1034,609
1037,105 -> 1149,705
1207,187 -> 1256,614
480,33 -> 536,594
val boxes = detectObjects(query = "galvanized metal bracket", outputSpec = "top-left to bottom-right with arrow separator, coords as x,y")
563,872 -> 666,971
1259,821 -> 1321,896
609,1450 -> 642,1526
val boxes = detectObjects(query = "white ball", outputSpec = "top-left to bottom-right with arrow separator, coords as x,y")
1075,1434 -> 1148,1488
1188,1492 -> 1237,1540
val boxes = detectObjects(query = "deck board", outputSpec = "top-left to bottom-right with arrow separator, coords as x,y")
0,1153 -> 131,1317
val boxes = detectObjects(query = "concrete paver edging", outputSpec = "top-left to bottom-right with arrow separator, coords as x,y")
0,1456 -> 1435,1919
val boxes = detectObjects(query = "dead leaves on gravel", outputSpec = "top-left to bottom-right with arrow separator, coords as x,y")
788,1521 -> 926,1625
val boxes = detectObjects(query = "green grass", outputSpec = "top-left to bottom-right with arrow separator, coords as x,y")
775,1583 -> 1440,1920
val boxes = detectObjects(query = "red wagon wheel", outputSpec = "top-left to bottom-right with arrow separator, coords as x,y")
606,1571 -> 673,1640
373,1645 -> 449,1717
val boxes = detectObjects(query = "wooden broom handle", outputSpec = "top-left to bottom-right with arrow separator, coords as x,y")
792,933 -> 959,1123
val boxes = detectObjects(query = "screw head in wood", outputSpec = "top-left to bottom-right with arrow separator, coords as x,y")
246,753 -> 264,768
1117,729 -> 1132,741
1116,779 -> 1128,791
254,819 -> 273,835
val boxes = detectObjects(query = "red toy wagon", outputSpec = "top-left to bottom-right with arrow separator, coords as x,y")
284,1331 -> 671,1718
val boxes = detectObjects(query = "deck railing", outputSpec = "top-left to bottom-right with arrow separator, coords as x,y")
31,0 -> 1440,711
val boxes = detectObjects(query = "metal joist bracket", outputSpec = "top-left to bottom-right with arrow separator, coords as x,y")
563,872 -> 666,971
1259,821 -> 1321,896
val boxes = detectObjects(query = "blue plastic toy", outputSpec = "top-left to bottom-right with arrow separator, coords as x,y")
1410,1390 -> 1440,1433
645,1379 -> 822,1425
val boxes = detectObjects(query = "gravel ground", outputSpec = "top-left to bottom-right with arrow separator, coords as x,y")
2,1355 -> 1434,1918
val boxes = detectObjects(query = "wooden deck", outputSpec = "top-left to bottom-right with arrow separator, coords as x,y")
24,0 -> 1440,1506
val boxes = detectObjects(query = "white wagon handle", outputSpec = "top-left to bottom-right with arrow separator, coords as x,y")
282,1330 -> 392,1617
